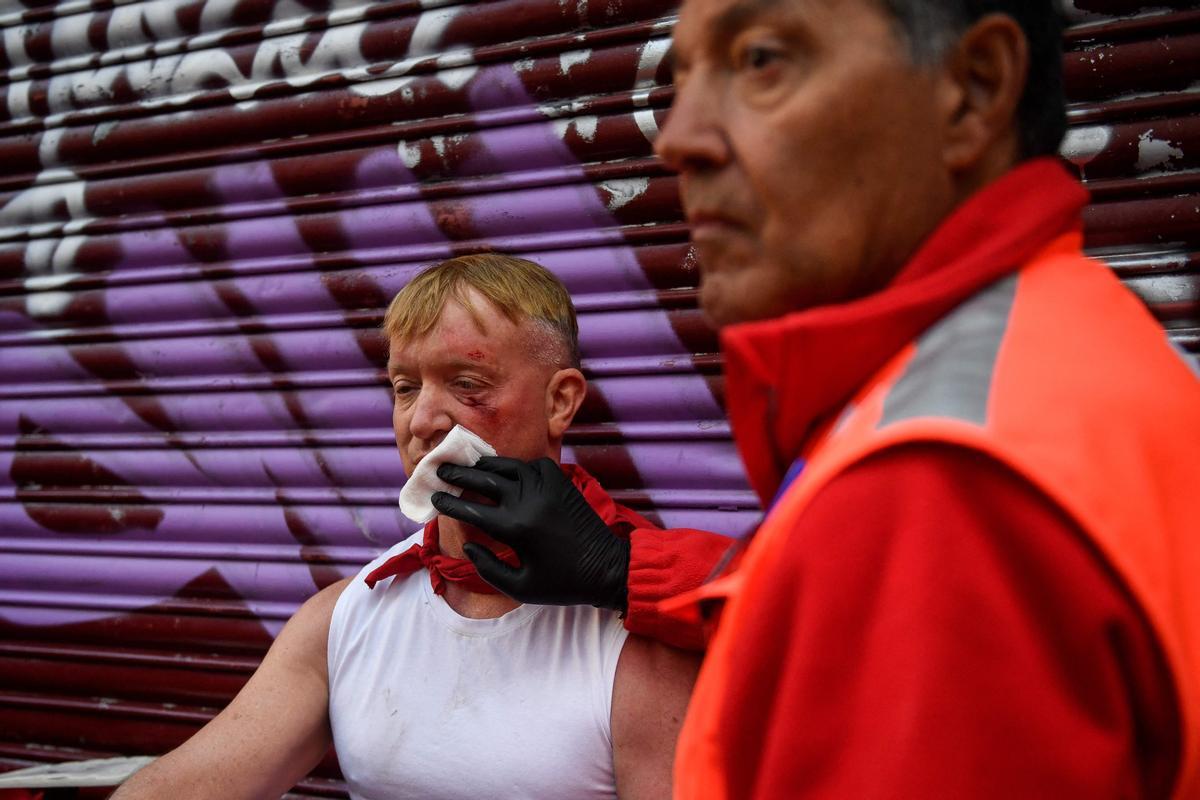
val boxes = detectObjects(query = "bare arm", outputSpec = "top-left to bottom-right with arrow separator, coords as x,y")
611,634 -> 701,800
112,578 -> 351,800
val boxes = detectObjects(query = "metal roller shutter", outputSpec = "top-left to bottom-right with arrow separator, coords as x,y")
0,0 -> 1196,795
1062,2 -> 1200,365
0,1 -> 753,794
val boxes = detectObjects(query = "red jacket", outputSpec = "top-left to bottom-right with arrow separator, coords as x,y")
670,159 -> 1195,797
626,526 -> 731,650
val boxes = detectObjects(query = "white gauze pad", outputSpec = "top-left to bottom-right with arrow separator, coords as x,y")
398,424 -> 497,523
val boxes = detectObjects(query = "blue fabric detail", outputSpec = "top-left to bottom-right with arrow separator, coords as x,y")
768,458 -> 806,512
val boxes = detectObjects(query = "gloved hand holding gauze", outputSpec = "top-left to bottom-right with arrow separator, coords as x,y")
398,425 -> 497,523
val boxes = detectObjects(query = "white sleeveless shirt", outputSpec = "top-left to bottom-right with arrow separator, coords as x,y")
328,534 -> 630,800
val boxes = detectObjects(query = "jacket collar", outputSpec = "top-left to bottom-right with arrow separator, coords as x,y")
720,158 -> 1090,505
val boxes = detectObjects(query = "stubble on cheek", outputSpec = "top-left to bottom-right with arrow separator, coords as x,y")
697,254 -> 759,327
698,275 -> 736,327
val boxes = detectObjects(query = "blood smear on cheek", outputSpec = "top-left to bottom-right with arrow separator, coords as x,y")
461,393 -> 498,417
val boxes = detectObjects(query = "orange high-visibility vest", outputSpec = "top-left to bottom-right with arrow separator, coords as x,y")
675,233 -> 1200,798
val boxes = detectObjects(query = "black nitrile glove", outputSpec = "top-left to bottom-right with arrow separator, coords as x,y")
431,456 -> 630,611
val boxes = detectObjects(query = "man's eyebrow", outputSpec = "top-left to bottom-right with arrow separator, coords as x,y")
386,359 -> 496,375
671,0 -> 787,70
709,0 -> 787,43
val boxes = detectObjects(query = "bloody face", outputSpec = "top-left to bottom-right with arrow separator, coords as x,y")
656,0 -> 961,327
387,290 -> 564,477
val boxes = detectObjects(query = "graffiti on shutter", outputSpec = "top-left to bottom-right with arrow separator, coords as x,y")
1061,2 -> 1200,365
0,0 -> 1196,795
0,1 -> 754,793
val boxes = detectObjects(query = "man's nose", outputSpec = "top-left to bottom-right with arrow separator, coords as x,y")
654,72 -> 728,172
407,386 -> 454,442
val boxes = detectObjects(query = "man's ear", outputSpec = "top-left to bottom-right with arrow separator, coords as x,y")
937,13 -> 1028,175
546,368 -> 587,440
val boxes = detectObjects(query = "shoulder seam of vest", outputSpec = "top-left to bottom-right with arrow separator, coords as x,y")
879,273 -> 1019,429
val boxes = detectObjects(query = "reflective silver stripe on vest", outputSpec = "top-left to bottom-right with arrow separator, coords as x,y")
1168,337 -> 1200,381
879,273 -> 1019,428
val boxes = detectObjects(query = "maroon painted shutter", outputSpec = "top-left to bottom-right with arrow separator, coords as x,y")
0,1 -> 752,795
0,0 -> 1196,796
1063,2 -> 1200,367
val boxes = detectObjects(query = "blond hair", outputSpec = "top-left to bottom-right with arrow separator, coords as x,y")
382,253 -> 581,368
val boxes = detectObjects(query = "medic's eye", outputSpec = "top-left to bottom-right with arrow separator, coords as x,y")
741,44 -> 780,71
392,382 -> 416,398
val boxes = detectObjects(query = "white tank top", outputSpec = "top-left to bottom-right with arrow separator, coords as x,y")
328,534 -> 630,800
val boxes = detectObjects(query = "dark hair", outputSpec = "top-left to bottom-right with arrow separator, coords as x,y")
879,0 -> 1066,159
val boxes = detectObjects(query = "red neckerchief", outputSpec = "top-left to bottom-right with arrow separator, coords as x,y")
363,462 -> 655,595
720,158 -> 1090,505
363,519 -> 515,594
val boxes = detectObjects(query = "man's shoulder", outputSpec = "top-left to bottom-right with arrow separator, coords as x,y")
790,441 -> 1068,545
283,578 -> 353,648
304,578 -> 354,619
251,577 -> 354,696
823,439 -> 1039,496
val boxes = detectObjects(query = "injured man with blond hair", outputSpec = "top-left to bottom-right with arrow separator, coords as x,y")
112,253 -> 700,800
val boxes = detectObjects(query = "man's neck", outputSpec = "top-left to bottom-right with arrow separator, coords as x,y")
437,515 -> 521,620
717,158 -> 1087,505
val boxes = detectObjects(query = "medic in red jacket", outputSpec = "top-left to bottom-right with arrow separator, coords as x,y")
435,0 -> 1200,797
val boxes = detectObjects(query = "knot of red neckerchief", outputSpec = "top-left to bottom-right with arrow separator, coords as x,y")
362,463 -> 650,596
363,521 -> 516,595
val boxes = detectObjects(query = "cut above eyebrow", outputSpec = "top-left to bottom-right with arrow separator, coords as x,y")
386,359 -> 498,376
